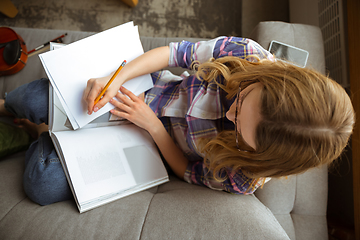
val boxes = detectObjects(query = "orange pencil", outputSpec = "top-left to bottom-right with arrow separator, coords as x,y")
94,60 -> 126,106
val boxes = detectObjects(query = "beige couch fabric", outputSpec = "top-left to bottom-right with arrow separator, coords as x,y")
0,157 -> 289,240
0,23 -> 328,240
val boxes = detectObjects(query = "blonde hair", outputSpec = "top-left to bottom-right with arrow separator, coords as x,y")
196,56 -> 355,180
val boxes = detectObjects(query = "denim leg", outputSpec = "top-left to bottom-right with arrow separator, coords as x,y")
4,78 -> 49,125
23,132 -> 73,205
5,79 -> 72,205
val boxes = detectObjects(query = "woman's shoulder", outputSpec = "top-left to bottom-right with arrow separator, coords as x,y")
214,36 -> 272,60
215,36 -> 261,46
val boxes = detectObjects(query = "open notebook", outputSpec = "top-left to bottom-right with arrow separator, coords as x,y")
40,22 -> 169,213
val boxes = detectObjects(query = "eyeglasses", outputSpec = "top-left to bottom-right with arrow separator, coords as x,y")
234,80 -> 259,152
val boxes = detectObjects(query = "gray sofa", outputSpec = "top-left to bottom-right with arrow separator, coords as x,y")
0,22 -> 328,240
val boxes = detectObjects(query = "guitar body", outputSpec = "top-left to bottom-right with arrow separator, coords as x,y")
0,27 -> 28,76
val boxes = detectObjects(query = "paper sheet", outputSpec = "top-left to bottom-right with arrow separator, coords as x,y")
40,22 -> 153,129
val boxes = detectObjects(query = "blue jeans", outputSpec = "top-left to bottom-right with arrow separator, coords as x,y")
5,79 -> 73,205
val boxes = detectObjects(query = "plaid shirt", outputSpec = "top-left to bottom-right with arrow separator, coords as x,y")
145,37 -> 273,194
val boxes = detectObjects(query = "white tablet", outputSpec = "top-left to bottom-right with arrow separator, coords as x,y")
269,40 -> 309,68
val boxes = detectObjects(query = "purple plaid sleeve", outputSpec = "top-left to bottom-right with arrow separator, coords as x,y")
169,38 -> 218,69
184,161 -> 264,194
213,37 -> 274,61
169,37 -> 274,70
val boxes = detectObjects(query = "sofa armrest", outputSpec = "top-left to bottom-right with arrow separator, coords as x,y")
249,21 -> 326,74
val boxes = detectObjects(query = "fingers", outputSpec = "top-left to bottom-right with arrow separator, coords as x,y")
110,92 -> 133,112
84,78 -> 103,114
109,89 -> 141,120
119,86 -> 140,102
109,108 -> 128,120
93,88 -> 117,113
109,89 -> 158,132
84,77 -> 138,116
84,76 -> 119,115
110,87 -> 141,109
83,78 -> 94,103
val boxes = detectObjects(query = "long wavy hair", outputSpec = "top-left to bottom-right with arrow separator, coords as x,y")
196,56 -> 355,182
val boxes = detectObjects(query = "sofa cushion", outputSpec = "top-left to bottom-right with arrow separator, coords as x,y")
0,153 -> 27,220
0,165 -> 290,240
0,149 -> 289,240
141,178 -> 290,240
0,140 -> 289,240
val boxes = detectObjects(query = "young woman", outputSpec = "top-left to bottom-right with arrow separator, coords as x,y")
2,37 -> 355,205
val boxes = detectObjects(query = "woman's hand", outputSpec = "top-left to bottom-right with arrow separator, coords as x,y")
83,73 -> 121,115
83,46 -> 170,115
109,86 -> 162,133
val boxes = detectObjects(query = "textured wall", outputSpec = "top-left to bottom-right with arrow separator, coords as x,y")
0,0 -> 242,38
